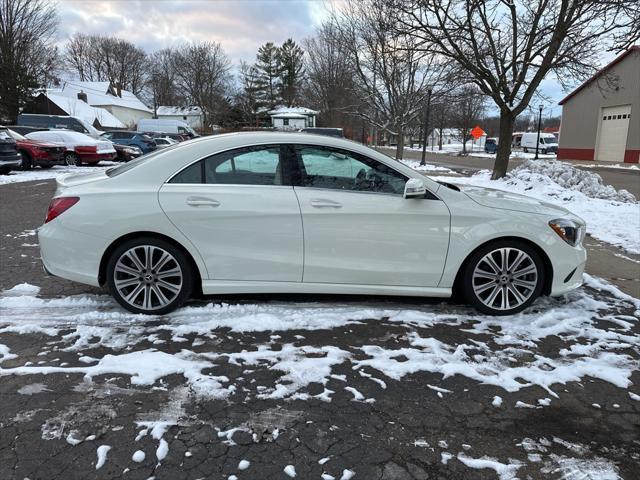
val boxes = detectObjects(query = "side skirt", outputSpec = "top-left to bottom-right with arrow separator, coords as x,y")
201,280 -> 452,298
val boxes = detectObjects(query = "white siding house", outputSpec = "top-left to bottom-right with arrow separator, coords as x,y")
269,107 -> 318,131
156,106 -> 203,130
54,81 -> 152,127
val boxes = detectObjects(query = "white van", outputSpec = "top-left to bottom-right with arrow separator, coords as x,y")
137,119 -> 199,138
520,132 -> 558,154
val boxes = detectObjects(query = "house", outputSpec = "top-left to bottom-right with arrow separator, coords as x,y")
54,81 -> 153,127
428,128 -> 463,145
156,106 -> 203,131
558,45 -> 639,163
26,91 -> 125,130
268,107 -> 318,130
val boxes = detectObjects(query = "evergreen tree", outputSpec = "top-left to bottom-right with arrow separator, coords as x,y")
279,39 -> 305,107
254,42 -> 282,110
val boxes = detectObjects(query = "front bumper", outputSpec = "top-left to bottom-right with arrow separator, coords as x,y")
548,244 -> 587,296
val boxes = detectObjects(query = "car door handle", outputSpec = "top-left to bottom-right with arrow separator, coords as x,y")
310,199 -> 342,208
186,196 -> 220,207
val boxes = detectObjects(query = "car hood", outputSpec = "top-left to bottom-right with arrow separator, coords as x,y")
17,139 -> 62,148
460,184 -> 572,216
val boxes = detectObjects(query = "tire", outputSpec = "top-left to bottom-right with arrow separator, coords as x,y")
65,152 -> 81,166
523,147 -> 528,153
460,240 -> 545,316
542,149 -> 547,154
106,237 -> 193,315
20,152 -> 32,170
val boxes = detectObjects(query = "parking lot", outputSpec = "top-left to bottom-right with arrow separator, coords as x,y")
0,170 -> 638,480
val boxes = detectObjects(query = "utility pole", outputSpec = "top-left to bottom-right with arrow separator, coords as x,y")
420,88 -> 432,166
535,104 -> 543,159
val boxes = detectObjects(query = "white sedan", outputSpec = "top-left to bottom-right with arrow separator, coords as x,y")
38,132 -> 586,316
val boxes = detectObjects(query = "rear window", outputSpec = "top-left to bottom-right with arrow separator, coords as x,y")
105,144 -> 180,177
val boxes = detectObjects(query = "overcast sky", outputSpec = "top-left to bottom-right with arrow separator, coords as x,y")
55,0 -> 603,119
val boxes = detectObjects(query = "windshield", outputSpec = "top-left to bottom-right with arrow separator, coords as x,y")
7,129 -> 26,141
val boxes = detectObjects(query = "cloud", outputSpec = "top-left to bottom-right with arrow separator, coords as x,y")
56,0 -> 324,62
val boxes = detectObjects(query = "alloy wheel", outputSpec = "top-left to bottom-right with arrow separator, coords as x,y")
113,245 -> 183,311
472,247 -> 538,311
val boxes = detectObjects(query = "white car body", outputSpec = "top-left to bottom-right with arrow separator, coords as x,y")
39,132 -> 586,314
26,130 -> 116,155
520,132 -> 559,153
137,119 -> 198,138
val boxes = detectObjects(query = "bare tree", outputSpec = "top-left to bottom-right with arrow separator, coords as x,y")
65,34 -> 148,94
449,86 -> 485,154
303,23 -> 360,129
393,0 -> 638,178
0,0 -> 59,122
147,48 -> 183,114
173,41 -> 232,129
333,0 -> 451,160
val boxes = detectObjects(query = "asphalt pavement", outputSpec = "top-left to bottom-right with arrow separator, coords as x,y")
1,176 -> 639,480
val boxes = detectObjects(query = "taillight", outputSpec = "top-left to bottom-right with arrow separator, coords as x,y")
75,145 -> 97,154
45,197 -> 79,224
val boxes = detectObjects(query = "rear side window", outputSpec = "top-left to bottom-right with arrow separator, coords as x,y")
169,145 -> 283,186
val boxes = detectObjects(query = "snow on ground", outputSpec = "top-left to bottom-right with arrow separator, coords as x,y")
385,144 -> 558,161
0,162 -> 117,185
1,275 -> 638,403
430,159 -> 640,254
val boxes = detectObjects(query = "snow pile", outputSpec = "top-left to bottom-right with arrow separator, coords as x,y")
511,160 -> 636,203
432,163 -> 640,253
0,163 -> 116,185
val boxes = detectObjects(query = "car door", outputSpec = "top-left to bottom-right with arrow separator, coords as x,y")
292,145 -> 450,287
158,144 -> 304,282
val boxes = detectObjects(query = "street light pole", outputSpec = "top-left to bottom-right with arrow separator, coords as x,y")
421,88 -> 432,166
534,104 -> 543,159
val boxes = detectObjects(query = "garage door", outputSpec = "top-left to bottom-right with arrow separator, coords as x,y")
596,105 -> 631,162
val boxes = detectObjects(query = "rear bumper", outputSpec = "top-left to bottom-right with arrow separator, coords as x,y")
79,152 -> 117,164
38,222 -> 104,287
0,154 -> 22,170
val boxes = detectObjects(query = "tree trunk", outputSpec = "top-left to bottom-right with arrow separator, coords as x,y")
396,128 -> 405,161
492,110 -> 515,179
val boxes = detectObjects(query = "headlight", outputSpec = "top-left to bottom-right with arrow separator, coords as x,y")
549,218 -> 584,246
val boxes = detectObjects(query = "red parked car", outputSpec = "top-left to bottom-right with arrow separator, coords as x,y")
6,128 -> 65,170
25,130 -> 116,166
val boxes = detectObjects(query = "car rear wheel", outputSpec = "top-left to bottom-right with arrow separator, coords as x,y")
106,238 -> 193,315
523,147 -> 528,153
461,240 -> 544,316
65,152 -> 81,166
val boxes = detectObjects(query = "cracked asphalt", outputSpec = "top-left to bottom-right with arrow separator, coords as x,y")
1,177 -> 639,480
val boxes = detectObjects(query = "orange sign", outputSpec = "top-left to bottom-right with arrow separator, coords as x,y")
470,126 -> 485,140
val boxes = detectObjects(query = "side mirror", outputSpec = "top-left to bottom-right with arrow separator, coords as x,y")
404,178 -> 427,199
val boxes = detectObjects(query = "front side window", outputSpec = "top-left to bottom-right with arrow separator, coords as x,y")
295,146 -> 407,195
169,145 -> 282,186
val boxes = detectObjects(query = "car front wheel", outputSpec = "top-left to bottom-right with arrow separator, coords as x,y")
461,240 -> 544,316
106,238 -> 193,314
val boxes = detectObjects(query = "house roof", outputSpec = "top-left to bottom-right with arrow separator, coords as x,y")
268,106 -> 319,116
559,45 -> 639,105
45,93 -> 125,129
271,112 -> 307,119
157,106 -> 202,116
56,81 -> 152,113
